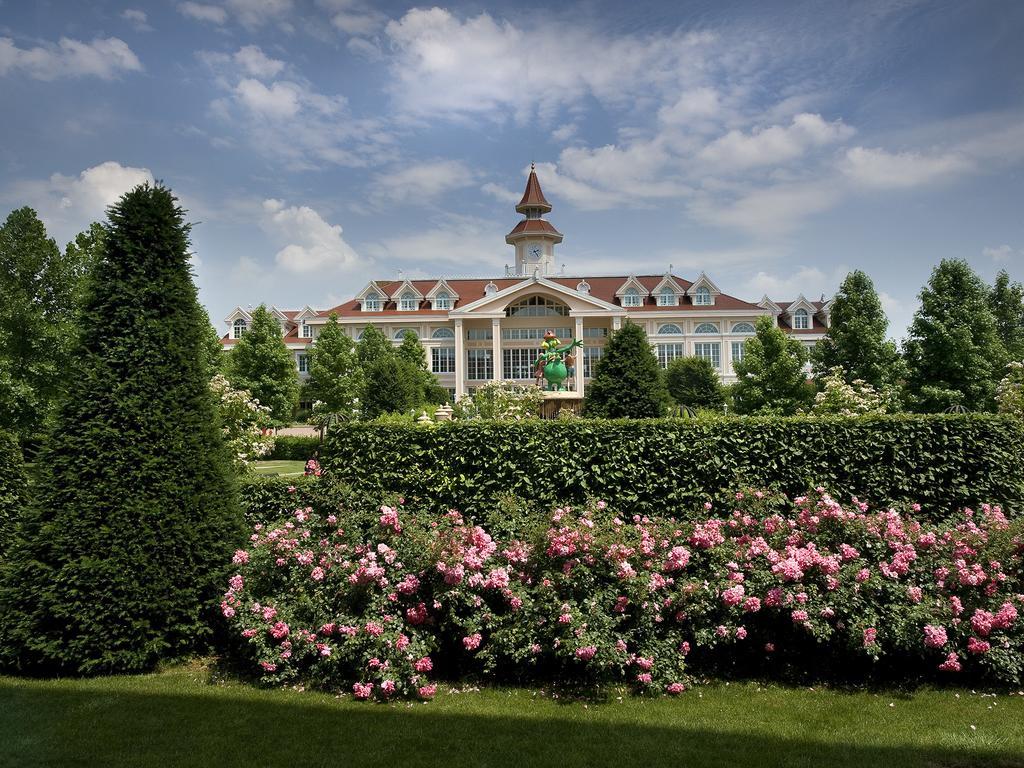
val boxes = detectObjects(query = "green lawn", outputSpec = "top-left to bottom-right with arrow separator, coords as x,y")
252,460 -> 306,476
2,665 -> 1023,767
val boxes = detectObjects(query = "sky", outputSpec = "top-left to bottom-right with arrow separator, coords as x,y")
1,0 -> 1023,339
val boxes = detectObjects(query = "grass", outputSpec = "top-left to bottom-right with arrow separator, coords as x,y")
252,460 -> 306,476
2,664 -> 1024,767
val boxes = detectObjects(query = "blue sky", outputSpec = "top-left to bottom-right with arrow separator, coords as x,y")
1,0 -> 1022,339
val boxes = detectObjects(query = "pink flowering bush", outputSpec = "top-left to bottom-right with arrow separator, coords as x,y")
223,489 -> 1024,699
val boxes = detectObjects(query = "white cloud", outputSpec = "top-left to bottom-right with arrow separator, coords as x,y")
178,2 -> 228,24
0,36 -> 142,80
551,123 -> 578,142
739,265 -> 841,302
370,160 -> 479,206
384,8 -> 715,122
983,244 -> 1017,262
689,181 -> 841,236
317,0 -> 386,36
658,87 -> 721,125
261,199 -> 361,273
699,113 -> 855,171
363,214 -> 505,271
234,79 -> 302,118
121,9 -> 153,32
233,45 -> 285,78
840,146 -> 972,188
226,0 -> 294,28
481,182 -> 518,204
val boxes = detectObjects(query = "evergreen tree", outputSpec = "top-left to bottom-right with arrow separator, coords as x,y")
0,429 -> 27,558
357,324 -> 393,367
988,269 -> 1024,365
307,314 -> 362,416
0,184 -> 242,675
396,330 -> 448,405
63,221 -> 105,311
585,321 -> 668,418
812,270 -> 900,388
0,208 -> 80,439
903,259 -> 1003,412
665,356 -> 725,410
226,304 -> 299,425
361,356 -> 422,418
202,314 -> 225,377
732,316 -> 810,415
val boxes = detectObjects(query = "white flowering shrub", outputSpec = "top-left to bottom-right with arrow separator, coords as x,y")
453,381 -> 543,420
810,367 -> 897,416
996,361 -> 1024,418
210,374 -> 274,470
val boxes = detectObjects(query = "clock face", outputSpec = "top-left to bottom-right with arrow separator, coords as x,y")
529,245 -> 542,259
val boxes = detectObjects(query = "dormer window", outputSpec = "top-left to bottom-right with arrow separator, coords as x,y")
793,308 -> 809,329
622,288 -> 641,307
400,292 -> 418,311
694,286 -> 712,305
484,281 -> 498,297
576,280 -> 591,295
657,287 -> 677,307
300,322 -> 313,339
363,293 -> 382,312
433,292 -> 451,311
232,318 -> 247,338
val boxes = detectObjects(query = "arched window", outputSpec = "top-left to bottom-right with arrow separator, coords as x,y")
431,327 -> 455,339
399,292 -> 418,311
232,318 -> 247,338
657,287 -> 677,307
576,280 -> 591,295
731,322 -> 756,334
694,323 -> 719,334
355,329 -> 364,341
363,292 -> 382,312
793,308 -> 809,329
694,286 -> 712,305
433,291 -> 451,310
622,287 -> 641,307
657,323 -> 683,335
394,328 -> 418,340
484,281 -> 498,297
506,294 -> 569,317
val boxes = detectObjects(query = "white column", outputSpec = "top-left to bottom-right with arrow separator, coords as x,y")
454,318 -> 465,400
491,317 -> 502,382
574,315 -> 584,395
612,315 -> 622,331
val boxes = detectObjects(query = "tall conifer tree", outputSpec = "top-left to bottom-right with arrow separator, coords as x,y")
307,314 -> 362,415
0,184 -> 242,674
585,321 -> 668,418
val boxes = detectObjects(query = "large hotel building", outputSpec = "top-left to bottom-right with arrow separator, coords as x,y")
222,167 -> 830,400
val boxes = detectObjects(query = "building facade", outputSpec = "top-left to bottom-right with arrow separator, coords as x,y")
222,166 -> 830,399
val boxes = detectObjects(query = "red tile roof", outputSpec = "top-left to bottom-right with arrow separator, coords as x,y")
516,166 -> 552,213
506,219 -> 563,238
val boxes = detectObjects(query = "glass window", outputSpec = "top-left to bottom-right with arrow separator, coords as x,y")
694,342 -> 721,370
657,287 -> 677,306
794,308 -> 809,329
363,293 -> 382,312
431,327 -> 455,339
657,343 -> 685,368
399,292 -> 418,311
731,340 -> 745,364
300,322 -> 313,339
466,349 -> 493,380
694,323 -> 719,334
433,292 -> 451,310
394,328 -> 418,340
298,353 -> 309,373
583,346 -> 604,378
694,286 -> 712,305
431,346 -> 456,374
731,322 -> 756,334
622,288 -> 641,307
466,328 -> 493,340
502,327 -> 571,341
583,327 -> 608,338
503,348 -> 536,380
506,295 -> 570,317
657,323 -> 683,335
232,318 -> 247,338
576,281 -> 590,295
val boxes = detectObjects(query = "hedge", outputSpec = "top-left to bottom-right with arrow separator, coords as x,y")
238,474 -> 358,528
320,414 -> 1024,520
267,435 -> 321,461
0,430 -> 27,554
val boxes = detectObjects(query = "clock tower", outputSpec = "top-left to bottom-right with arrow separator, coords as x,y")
506,163 -> 563,276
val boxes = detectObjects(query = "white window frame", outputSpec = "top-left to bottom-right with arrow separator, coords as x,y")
363,294 -> 382,312
502,348 -> 536,380
657,288 -> 677,307
793,308 -> 809,329
731,340 -> 745,364
297,353 -> 309,373
731,322 -> 756,334
232,318 -> 247,339
694,342 -> 721,370
466,349 -> 493,380
657,343 -> 685,368
431,327 -> 455,339
399,293 -> 418,312
694,323 -> 719,334
583,346 -> 604,378
657,323 -> 683,335
431,346 -> 456,374
622,288 -> 641,307
694,286 -> 713,305
433,293 -> 451,311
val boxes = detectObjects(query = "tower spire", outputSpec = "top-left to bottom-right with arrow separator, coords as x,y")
506,163 -> 562,276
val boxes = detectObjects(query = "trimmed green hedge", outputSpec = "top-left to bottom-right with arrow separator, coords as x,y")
239,474 -> 357,527
1,430 -> 29,554
267,435 -> 321,461
321,414 -> 1024,520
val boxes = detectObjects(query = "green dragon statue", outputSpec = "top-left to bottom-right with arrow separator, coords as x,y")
533,329 -> 584,391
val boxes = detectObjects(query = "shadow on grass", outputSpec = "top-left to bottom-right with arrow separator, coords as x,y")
2,678 -> 1022,768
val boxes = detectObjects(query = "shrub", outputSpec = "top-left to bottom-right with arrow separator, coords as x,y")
238,474 -> 357,529
266,435 -> 321,461
211,374 -> 274,471
321,415 -> 1024,521
809,367 -> 898,416
996,361 -> 1024,418
222,489 -> 1024,699
665,356 -> 725,410
0,430 -> 26,556
0,183 -> 243,676
585,321 -> 668,418
453,381 -> 543,420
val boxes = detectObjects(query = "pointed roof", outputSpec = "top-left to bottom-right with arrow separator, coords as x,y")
515,163 -> 552,214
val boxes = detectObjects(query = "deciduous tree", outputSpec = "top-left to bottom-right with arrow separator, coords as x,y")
732,316 -> 810,415
226,304 -> 299,425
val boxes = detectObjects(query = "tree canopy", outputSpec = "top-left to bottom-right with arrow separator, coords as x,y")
226,304 -> 300,425
585,321 -> 668,418
665,356 -> 725,410
306,314 -> 362,417
731,316 -> 810,415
